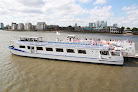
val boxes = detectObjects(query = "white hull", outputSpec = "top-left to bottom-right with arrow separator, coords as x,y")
9,47 -> 124,65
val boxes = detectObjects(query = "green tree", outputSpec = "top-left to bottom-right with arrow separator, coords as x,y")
121,26 -> 125,30
126,27 -> 130,30
68,25 -> 72,27
120,26 -> 125,33
4,26 -> 8,30
132,27 -> 138,32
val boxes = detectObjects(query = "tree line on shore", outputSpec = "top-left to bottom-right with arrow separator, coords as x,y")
121,27 -> 138,32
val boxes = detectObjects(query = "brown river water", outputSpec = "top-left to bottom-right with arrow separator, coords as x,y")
0,30 -> 138,92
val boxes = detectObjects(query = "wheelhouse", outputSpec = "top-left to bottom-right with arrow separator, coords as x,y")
19,37 -> 43,42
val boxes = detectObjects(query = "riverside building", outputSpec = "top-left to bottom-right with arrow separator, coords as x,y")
113,24 -> 118,27
12,23 -> 18,30
89,23 -> 96,28
36,22 -> 47,31
18,23 -> 24,30
89,21 -> 107,28
110,27 -> 121,33
25,23 -> 32,30
0,23 -> 4,29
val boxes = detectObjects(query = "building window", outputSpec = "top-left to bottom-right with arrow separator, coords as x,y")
46,48 -> 53,51
56,48 -> 63,52
100,51 -> 109,55
67,49 -> 75,53
78,50 -> 86,54
37,47 -> 43,50
19,45 -> 25,48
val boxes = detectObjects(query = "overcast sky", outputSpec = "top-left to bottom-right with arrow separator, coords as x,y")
0,0 -> 138,27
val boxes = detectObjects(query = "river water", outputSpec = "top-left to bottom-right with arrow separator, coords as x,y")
0,30 -> 137,92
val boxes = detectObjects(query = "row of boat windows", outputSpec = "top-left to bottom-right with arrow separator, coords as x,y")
19,45 -> 120,56
19,45 -> 86,54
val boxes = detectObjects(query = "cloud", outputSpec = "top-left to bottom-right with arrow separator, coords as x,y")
78,0 -> 92,3
111,4 -> 138,28
89,5 -> 112,19
21,9 -> 43,14
0,0 -> 112,27
122,4 -> 137,10
0,0 -> 137,28
17,0 -> 45,7
93,0 -> 107,5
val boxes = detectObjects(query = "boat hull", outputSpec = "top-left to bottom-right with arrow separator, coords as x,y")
9,46 -> 124,65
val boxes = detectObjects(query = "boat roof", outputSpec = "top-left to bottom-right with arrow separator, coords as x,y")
16,41 -> 109,50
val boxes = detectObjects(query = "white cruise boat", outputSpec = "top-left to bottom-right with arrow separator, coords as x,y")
8,35 -> 136,65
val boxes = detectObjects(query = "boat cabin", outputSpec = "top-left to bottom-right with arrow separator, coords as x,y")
19,37 -> 43,42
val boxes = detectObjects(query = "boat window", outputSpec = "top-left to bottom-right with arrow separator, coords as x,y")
78,50 -> 86,54
67,49 -> 75,53
28,46 -> 34,49
37,47 -> 43,50
111,52 -> 120,56
56,48 -> 63,52
46,48 -> 53,51
19,45 -> 25,48
28,46 -> 30,49
100,51 -> 109,55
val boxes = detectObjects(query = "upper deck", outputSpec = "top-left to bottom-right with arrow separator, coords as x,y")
16,40 -> 109,50
14,36 -> 135,51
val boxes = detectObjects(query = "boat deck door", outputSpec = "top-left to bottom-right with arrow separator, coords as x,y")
100,51 -> 110,59
27,46 -> 35,53
100,50 -> 123,61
